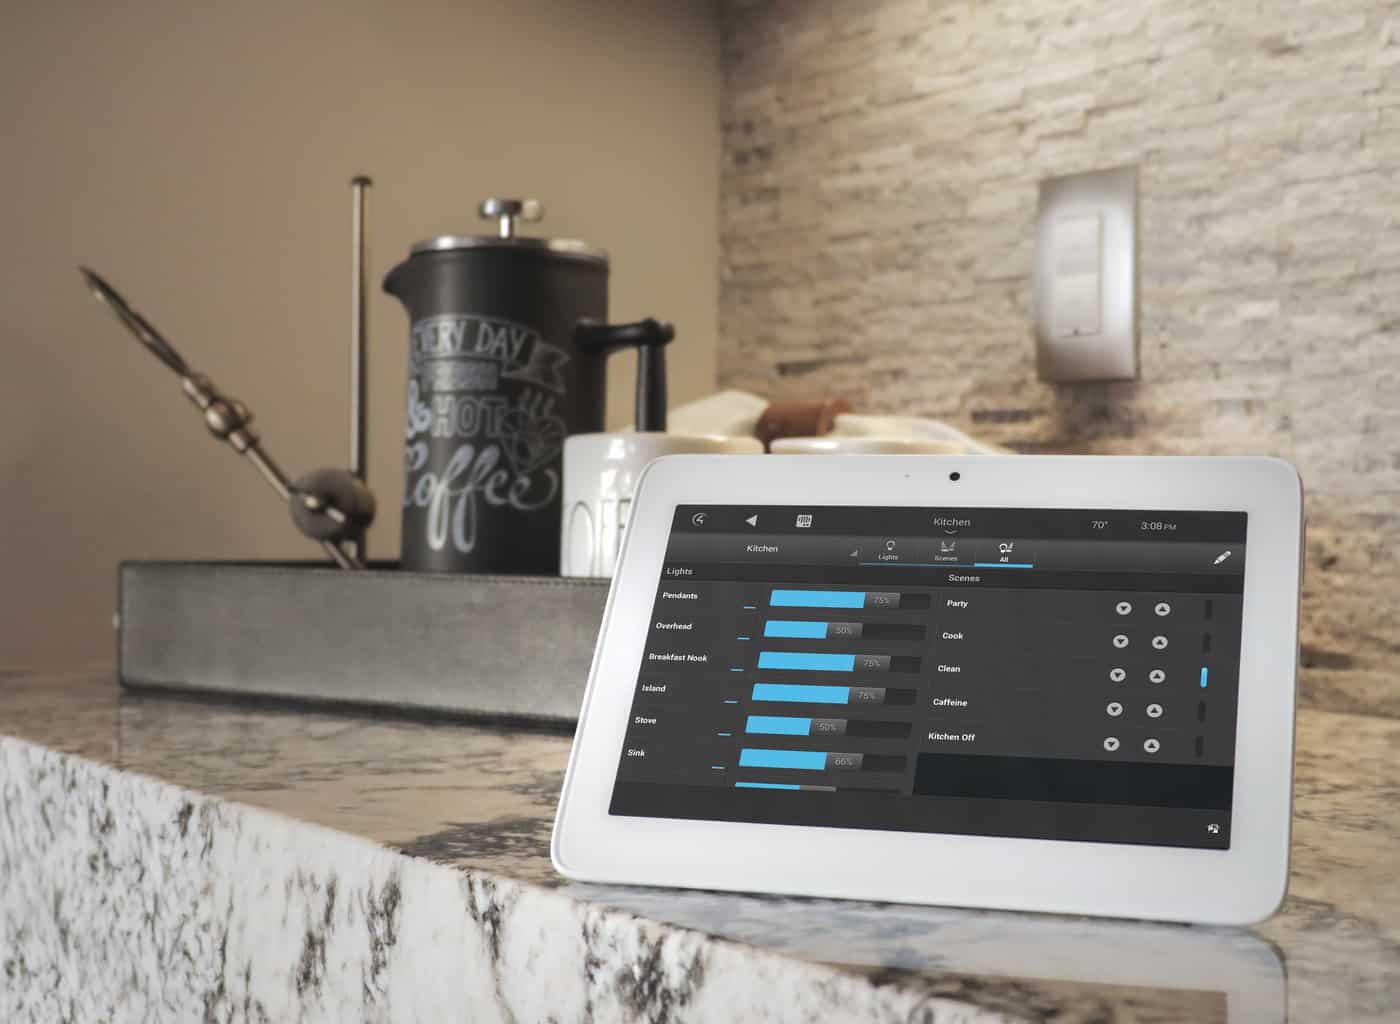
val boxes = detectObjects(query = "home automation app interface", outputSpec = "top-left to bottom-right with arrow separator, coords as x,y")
609,507 -> 1247,850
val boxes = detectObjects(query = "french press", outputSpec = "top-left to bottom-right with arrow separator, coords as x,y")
384,198 -> 673,575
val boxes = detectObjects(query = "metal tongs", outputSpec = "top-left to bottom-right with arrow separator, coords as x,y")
79,266 -> 374,569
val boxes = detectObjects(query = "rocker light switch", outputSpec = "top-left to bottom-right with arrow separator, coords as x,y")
1034,167 -> 1138,381
1050,214 -> 1103,338
1056,214 -> 1102,276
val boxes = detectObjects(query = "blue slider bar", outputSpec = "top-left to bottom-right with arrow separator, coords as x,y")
739,748 -> 826,770
758,651 -> 855,672
771,589 -> 865,609
752,683 -> 849,704
764,620 -> 828,639
973,562 -> 1034,569
746,715 -> 812,736
735,782 -> 800,790
1201,667 -> 1209,688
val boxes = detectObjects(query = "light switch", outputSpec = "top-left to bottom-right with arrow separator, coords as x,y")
1055,214 -> 1102,277
1034,167 -> 1138,381
1052,271 -> 1101,338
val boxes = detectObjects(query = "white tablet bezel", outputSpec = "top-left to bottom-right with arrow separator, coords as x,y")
553,455 -> 1303,925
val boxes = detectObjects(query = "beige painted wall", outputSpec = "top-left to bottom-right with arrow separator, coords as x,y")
719,0 -> 1400,716
0,1 -> 721,668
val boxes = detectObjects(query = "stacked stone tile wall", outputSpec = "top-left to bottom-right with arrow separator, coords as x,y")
719,0 -> 1400,716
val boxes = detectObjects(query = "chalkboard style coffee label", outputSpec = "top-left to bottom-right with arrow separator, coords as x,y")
402,314 -> 571,573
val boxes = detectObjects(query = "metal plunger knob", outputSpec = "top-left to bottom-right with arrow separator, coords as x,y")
479,197 -> 542,238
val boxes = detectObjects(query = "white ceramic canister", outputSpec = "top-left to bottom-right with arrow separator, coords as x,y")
561,433 -> 763,577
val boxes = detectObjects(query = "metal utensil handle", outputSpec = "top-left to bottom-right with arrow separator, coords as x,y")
80,266 -> 191,375
350,176 -> 371,481
80,266 -> 365,570
348,175 -> 372,563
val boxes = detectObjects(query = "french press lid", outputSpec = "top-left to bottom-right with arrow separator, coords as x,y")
408,198 -> 609,266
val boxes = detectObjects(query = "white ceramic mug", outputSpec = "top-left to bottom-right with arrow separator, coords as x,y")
561,432 -> 763,577
769,436 -> 966,455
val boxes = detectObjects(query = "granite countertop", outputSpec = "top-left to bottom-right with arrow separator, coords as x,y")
2,669 -> 1397,1022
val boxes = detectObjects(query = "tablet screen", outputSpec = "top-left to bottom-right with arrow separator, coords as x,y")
609,506 -> 1247,850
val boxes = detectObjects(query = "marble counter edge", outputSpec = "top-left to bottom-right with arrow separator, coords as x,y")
0,736 -> 1021,1024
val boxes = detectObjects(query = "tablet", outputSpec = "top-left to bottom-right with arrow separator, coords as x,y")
553,455 -> 1303,924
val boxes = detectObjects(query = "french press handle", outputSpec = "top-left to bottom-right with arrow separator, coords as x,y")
479,198 -> 543,238
575,318 -> 675,432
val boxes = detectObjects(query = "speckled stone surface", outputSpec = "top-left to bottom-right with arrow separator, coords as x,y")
3,669 -> 1399,1022
716,0 -> 1400,718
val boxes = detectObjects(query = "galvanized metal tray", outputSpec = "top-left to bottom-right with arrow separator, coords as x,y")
117,562 -> 608,726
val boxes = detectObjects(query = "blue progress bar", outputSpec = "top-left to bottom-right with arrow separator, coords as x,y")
735,781 -> 800,790
758,651 -> 855,672
1201,667 -> 1209,688
764,620 -> 828,639
746,715 -> 812,736
771,589 -> 865,609
752,683 -> 850,704
739,748 -> 826,770
973,562 -> 1034,569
